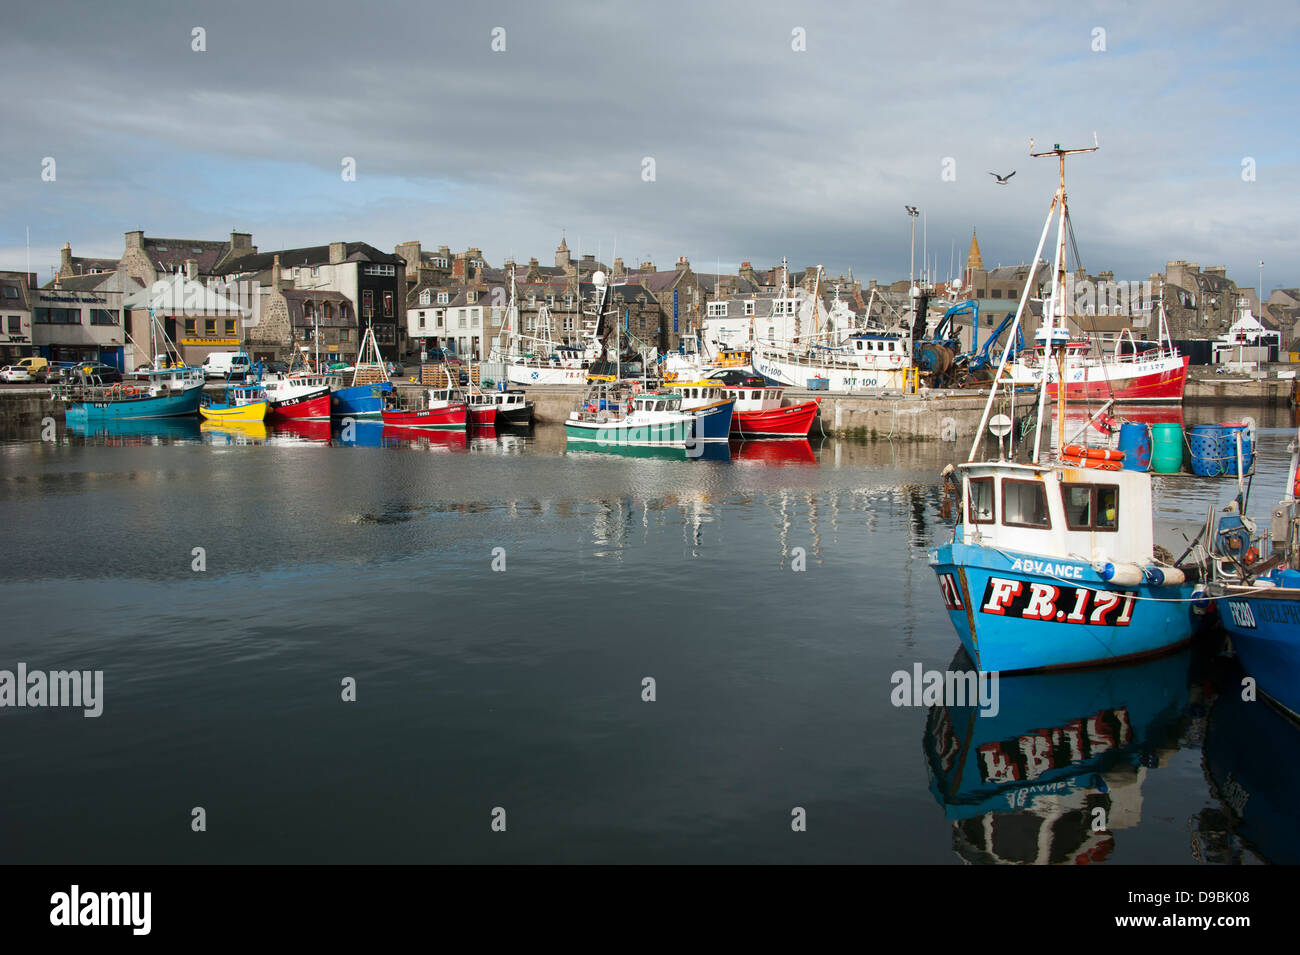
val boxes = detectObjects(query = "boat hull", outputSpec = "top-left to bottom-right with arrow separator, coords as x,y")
1218,586 -> 1300,721
498,403 -> 534,427
469,405 -> 498,427
380,404 -> 467,430
507,364 -> 588,386
732,399 -> 819,438
62,386 -> 202,421
752,346 -> 909,392
268,389 -> 331,421
1014,355 -> 1189,403
331,382 -> 394,419
200,400 -> 269,422
929,539 -> 1202,673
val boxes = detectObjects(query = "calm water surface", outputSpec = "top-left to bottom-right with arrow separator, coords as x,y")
0,407 -> 1294,863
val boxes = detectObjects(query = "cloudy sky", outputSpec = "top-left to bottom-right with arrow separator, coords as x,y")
4,0 -> 1297,291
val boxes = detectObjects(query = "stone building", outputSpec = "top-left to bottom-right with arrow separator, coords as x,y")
0,271 -> 36,364
217,242 -> 406,360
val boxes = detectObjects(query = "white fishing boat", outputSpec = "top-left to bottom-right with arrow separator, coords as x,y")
488,265 -> 600,385
747,267 -> 912,392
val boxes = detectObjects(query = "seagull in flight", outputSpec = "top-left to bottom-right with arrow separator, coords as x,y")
988,170 -> 1016,184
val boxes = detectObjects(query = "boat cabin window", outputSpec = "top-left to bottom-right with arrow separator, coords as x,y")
967,477 -> 995,524
1062,484 -> 1119,532
1002,479 -> 1051,529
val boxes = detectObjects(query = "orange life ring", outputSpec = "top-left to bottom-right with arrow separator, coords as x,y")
124,385 -> 137,396
1062,444 -> 1124,462
1245,546 -> 1259,565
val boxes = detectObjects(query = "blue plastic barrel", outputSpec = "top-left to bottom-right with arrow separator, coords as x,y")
1190,424 -> 1225,476
1117,422 -> 1152,471
1220,422 -> 1254,476
1150,423 -> 1184,473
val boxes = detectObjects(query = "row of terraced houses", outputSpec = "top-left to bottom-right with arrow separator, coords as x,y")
0,228 -> 1295,369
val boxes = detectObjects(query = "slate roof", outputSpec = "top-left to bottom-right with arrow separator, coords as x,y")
0,275 -> 31,309
283,290 -> 354,328
142,237 -> 239,275
215,242 -> 402,276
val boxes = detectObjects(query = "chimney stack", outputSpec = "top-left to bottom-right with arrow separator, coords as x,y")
329,242 -> 347,265
59,243 -> 72,277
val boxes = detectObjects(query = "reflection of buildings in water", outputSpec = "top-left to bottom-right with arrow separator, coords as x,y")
925,649 -> 1193,864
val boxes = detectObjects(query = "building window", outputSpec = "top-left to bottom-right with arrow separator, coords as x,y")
224,319 -> 236,335
340,329 -> 351,342
363,264 -> 396,276
90,309 -> 117,326
418,311 -> 426,329
707,302 -> 728,317
184,317 -> 196,334
35,307 -> 81,324
420,289 -> 432,305
323,303 -> 333,320
744,301 -> 755,316
546,295 -> 555,306
565,295 -> 573,308
991,289 -> 1002,298
435,310 -> 444,328
205,319 -> 216,334
7,316 -> 22,334
458,311 -> 467,329
3,287 -> 18,298
383,291 -> 394,316
437,292 -> 449,305
472,309 -> 481,328
432,257 -> 449,269
468,291 -> 478,304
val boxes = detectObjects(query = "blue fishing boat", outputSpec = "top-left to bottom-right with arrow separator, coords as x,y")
329,324 -> 393,419
928,140 -> 1207,673
54,365 -> 205,422
1212,424 -> 1300,723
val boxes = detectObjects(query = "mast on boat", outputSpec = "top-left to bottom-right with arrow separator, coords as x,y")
969,136 -> 1099,465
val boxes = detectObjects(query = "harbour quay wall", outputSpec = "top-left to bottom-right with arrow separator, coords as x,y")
515,385 -> 1012,442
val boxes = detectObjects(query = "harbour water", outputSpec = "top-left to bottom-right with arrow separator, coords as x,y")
0,410 -> 1295,863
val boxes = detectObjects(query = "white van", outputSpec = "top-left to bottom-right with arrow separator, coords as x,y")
202,352 -> 252,380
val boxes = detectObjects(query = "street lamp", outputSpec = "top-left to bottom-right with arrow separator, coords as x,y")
905,206 -> 919,290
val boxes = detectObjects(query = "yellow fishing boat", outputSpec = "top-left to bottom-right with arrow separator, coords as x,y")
200,419 -> 269,442
199,383 -> 269,422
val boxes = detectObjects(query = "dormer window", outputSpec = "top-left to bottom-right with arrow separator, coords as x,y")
437,292 -> 449,305
468,290 -> 478,304
420,289 -> 432,305
744,301 -> 756,316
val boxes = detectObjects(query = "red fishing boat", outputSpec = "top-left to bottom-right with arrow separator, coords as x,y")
703,373 -> 820,438
262,372 -> 333,420
380,386 -> 467,430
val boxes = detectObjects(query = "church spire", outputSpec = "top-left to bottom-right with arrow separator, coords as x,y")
966,229 -> 983,272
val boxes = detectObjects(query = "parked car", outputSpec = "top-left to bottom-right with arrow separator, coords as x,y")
71,361 -> 123,383
386,361 -> 405,377
0,365 -> 31,383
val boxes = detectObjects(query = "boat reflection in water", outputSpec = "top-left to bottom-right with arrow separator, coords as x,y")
924,647 -> 1195,864
730,439 -> 818,466
65,416 -> 202,445
1194,662 -> 1300,865
565,440 -> 730,462
331,419 -> 385,448
200,419 -> 269,445
380,427 -> 468,452
269,419 -> 333,445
